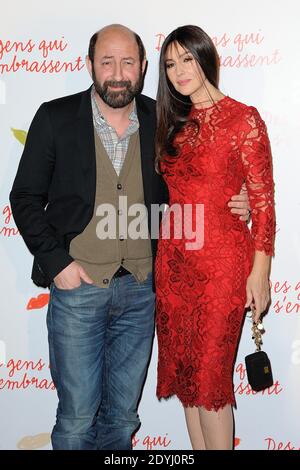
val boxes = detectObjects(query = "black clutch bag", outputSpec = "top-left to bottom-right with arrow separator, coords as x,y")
245,320 -> 273,392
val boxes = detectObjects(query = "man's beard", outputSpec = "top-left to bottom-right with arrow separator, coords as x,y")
92,66 -> 144,108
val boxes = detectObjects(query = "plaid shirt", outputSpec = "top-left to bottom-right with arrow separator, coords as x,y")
91,86 -> 139,176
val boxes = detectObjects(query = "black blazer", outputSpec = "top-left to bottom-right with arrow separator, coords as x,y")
10,87 -> 168,288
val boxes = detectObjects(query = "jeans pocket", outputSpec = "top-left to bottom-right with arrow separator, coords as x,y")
53,281 -> 84,292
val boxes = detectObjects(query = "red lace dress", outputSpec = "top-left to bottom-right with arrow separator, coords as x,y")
155,96 -> 275,411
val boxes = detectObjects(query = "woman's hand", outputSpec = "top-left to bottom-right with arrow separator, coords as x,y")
245,270 -> 270,323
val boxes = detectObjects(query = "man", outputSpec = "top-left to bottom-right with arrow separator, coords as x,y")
10,24 -> 250,450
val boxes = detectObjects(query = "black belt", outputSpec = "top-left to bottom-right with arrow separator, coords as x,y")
113,266 -> 131,278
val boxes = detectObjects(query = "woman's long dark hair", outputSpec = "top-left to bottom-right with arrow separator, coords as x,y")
156,25 -> 220,172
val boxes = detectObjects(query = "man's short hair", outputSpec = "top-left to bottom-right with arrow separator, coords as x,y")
88,30 -> 146,64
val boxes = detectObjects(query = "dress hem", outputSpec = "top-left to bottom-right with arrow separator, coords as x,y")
157,392 -> 237,412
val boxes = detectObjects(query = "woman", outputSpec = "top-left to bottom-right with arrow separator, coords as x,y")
155,25 -> 275,450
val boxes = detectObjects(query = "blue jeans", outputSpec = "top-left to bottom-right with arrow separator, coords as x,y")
46,273 -> 155,450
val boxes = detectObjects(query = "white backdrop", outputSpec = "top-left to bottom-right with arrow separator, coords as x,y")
1,0 -> 300,451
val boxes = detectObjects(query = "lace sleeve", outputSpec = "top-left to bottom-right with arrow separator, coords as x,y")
239,107 -> 275,255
